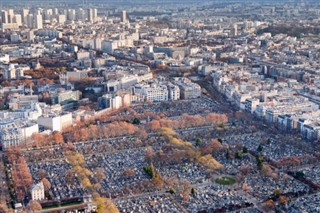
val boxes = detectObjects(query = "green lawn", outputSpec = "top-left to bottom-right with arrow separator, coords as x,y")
215,176 -> 236,185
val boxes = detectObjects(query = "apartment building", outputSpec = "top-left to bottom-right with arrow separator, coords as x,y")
38,112 -> 72,132
172,77 -> 201,99
0,119 -> 38,150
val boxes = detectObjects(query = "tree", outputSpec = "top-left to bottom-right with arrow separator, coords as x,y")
81,178 -> 92,189
149,120 -> 161,131
294,171 -> 304,178
197,154 -> 223,170
175,180 -> 192,201
63,142 -> 76,151
145,146 -> 155,163
256,156 -> 264,169
132,118 -> 141,125
235,151 -> 243,159
152,173 -> 164,190
163,176 -> 178,189
122,168 -> 135,177
159,127 -> 177,138
257,144 -> 263,152
240,165 -> 250,176
195,138 -> 202,147
76,167 -> 93,180
66,152 -> 85,166
273,188 -> 281,197
31,133 -> 46,147
79,128 -> 89,141
93,183 -> 102,191
89,125 -> 99,140
169,188 -> 175,194
150,163 -> 156,178
52,131 -> 64,143
65,169 -> 75,185
136,129 -> 147,140
191,188 -> 196,194
279,195 -> 289,205
95,168 -> 106,183
278,156 -> 301,168
41,178 -> 51,191
262,199 -> 275,212
169,137 -> 192,147
261,164 -> 273,177
205,113 -> 228,125
27,200 -> 42,212
0,202 -> 13,213
243,146 -> 248,153
242,183 -> 250,191
94,196 -> 119,213
201,139 -> 222,155
38,169 -> 47,179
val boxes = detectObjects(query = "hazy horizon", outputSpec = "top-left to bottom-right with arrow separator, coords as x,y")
1,0 -> 318,6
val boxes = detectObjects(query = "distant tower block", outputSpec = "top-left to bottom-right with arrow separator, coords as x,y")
35,14 -> 43,29
26,30 -> 34,42
87,8 -> 94,23
121,10 -> 127,23
231,24 -> 238,37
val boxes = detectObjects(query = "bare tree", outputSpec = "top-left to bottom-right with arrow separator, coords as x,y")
27,200 -> 42,212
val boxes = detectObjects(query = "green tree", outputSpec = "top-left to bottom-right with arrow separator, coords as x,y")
243,146 -> 248,153
235,151 -> 243,159
191,188 -> 196,194
169,188 -> 175,194
143,166 -> 151,176
295,171 -> 304,178
256,155 -> 264,169
195,138 -> 202,147
273,188 -> 281,197
150,163 -> 156,178
132,118 -> 141,125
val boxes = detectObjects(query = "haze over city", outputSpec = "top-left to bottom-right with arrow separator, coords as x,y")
0,0 -> 319,212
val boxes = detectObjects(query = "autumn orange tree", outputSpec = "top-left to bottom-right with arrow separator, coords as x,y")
200,139 -> 223,155
279,195 -> 289,205
6,147 -> 33,201
52,131 -> 64,143
277,156 -> 301,168
175,180 -> 192,201
262,199 -> 275,212
27,200 -> 42,212
0,200 -> 13,213
148,113 -> 228,131
65,121 -> 139,142
41,178 -> 51,191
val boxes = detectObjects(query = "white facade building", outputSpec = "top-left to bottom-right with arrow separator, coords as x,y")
31,182 -> 45,201
38,112 -> 72,132
0,119 -> 38,149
